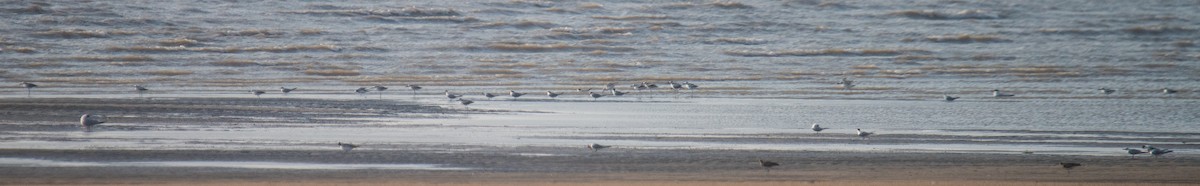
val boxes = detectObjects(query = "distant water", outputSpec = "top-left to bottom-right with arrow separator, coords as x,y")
2,0 -> 1197,99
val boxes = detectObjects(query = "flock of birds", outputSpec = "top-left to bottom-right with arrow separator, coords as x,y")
11,80 -> 1187,173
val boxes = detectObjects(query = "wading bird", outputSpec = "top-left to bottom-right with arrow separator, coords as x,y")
251,90 -> 266,98
837,78 -> 854,90
405,85 -> 422,97
577,88 -> 593,92
856,128 -> 874,140
944,95 -> 959,101
1059,162 -> 1081,174
135,85 -> 149,97
684,82 -> 699,90
355,87 -> 370,96
80,114 -> 106,132
1098,88 -> 1115,95
812,124 -> 828,132
280,87 -> 297,94
459,99 -> 474,107
1150,148 -> 1173,157
1124,148 -> 1147,159
1162,88 -> 1177,94
587,143 -> 610,152
373,85 -> 388,99
445,90 -> 462,100
589,91 -> 604,101
993,89 -> 1015,97
509,90 -> 525,99
546,91 -> 560,98
611,89 -> 626,96
19,82 -> 37,97
483,92 -> 496,100
337,142 -> 359,152
759,160 -> 780,173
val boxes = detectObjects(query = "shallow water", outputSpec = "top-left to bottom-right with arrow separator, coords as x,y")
0,158 -> 470,170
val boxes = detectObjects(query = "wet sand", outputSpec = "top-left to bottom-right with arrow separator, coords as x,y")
2,97 -> 1197,185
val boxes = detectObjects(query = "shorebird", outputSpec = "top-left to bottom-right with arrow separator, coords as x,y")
355,87 -> 370,96
405,85 -> 422,97
577,88 -> 593,92
589,91 -> 604,101
992,89 -> 1015,97
373,85 -> 388,99
758,160 -> 780,173
19,82 -> 37,97
1124,148 -> 1147,159
631,84 -> 648,91
135,85 -> 148,97
683,82 -> 699,90
856,128 -> 874,140
944,95 -> 959,101
459,99 -> 474,107
79,114 -> 106,132
1162,88 -> 1178,94
250,90 -> 266,98
280,87 -> 297,94
836,78 -> 855,90
1149,148 -> 1173,157
605,82 -> 616,91
445,90 -> 462,100
546,91 -> 560,98
1098,88 -> 1115,95
337,142 -> 359,152
1142,145 -> 1158,151
587,143 -> 610,152
483,92 -> 497,100
610,89 -> 627,96
667,81 -> 683,91
642,82 -> 658,89
811,124 -> 828,132
1059,162 -> 1081,174
509,90 -> 525,99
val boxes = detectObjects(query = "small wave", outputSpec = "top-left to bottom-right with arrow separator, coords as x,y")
216,29 -> 285,37
591,15 -> 670,20
472,20 -> 557,29
706,38 -> 768,45
723,48 -> 929,57
304,69 -> 360,76
103,44 -> 341,53
709,1 -> 754,9
1124,25 -> 1196,35
31,29 -> 137,39
888,9 -> 1003,20
143,70 -> 193,76
447,42 -> 636,53
283,7 -> 461,17
923,34 -> 1008,43
361,15 -> 479,23
1035,28 -> 1108,35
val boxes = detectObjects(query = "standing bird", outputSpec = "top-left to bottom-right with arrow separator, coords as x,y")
642,82 -> 659,89
250,90 -> 266,98
1162,88 -> 1178,94
589,91 -> 604,101
631,84 -> 648,91
135,85 -> 149,98
758,160 -> 780,173
1098,88 -> 1115,95
577,88 -> 594,92
458,99 -> 475,107
605,82 -> 617,91
993,89 -> 1015,97
546,91 -> 560,99
79,114 -> 107,132
811,124 -> 828,132
668,81 -> 683,91
19,82 -> 38,98
483,92 -> 497,100
337,142 -> 359,152
944,95 -> 959,101
836,78 -> 855,90
509,90 -> 525,99
683,82 -> 699,90
587,143 -> 610,152
1124,148 -> 1147,159
856,128 -> 874,140
610,89 -> 627,96
1149,148 -> 1173,157
444,90 -> 462,100
355,87 -> 370,96
405,85 -> 422,97
372,85 -> 388,99
280,87 -> 297,94
1059,162 -> 1081,174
